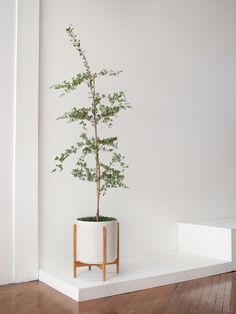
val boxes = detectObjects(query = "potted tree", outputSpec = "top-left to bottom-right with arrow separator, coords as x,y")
51,26 -> 131,277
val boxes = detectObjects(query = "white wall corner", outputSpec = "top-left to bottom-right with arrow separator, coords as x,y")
14,0 -> 39,283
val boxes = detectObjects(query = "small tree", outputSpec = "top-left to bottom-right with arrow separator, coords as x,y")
52,26 -> 131,221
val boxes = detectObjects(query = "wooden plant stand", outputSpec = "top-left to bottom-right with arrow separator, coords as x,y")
73,223 -> 119,281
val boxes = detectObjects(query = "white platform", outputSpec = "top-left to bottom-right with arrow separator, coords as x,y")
39,217 -> 236,302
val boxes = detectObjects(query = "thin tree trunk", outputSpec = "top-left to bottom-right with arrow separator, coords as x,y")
90,78 -> 100,221
94,121 -> 100,221
72,40 -> 101,221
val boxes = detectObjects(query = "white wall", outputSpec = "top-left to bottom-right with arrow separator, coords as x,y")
39,0 -> 236,269
0,0 -> 39,285
14,0 -> 39,283
0,0 -> 15,285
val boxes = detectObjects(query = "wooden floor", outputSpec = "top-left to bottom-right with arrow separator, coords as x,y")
1,272 -> 236,313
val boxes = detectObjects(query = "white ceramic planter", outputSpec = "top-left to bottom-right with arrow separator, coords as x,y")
76,220 -> 118,264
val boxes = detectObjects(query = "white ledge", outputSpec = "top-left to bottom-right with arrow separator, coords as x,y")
39,217 -> 236,301
39,251 -> 231,301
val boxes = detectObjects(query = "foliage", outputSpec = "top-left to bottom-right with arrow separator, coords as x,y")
52,26 -> 131,220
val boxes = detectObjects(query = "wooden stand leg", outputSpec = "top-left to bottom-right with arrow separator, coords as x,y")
116,222 -> 120,274
73,224 -> 77,278
102,226 -> 107,281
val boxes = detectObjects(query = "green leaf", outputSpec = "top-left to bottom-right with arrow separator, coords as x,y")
57,107 -> 92,123
51,73 -> 90,96
94,69 -> 122,78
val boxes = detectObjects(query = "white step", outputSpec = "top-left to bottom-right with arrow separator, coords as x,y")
39,217 -> 236,301
39,251 -> 231,302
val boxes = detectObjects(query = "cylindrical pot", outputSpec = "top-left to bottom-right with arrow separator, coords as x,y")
76,220 -> 118,264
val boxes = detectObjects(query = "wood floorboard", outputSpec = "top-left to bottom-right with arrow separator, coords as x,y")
1,272 -> 236,313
